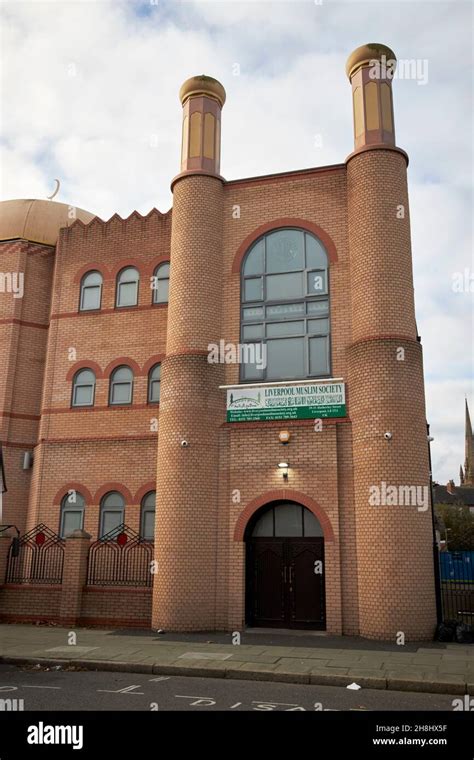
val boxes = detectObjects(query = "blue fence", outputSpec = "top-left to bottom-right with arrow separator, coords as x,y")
440,551 -> 474,583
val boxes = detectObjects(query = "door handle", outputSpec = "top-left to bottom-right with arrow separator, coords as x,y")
289,566 -> 293,584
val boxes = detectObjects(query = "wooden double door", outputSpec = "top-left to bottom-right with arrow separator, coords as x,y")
246,537 -> 326,629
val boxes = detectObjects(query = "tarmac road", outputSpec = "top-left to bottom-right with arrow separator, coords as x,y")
0,663 -> 462,712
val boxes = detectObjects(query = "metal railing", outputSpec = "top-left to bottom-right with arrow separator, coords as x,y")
5,524 -> 64,584
86,524 -> 153,587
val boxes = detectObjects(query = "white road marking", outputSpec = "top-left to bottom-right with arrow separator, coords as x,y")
98,685 -> 144,695
229,702 -> 242,709
21,685 -> 61,690
0,686 -> 17,692
251,700 -> 298,707
148,677 -> 170,682
175,695 -> 216,706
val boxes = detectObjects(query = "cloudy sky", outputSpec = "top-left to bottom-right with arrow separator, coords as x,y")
1,0 -> 472,484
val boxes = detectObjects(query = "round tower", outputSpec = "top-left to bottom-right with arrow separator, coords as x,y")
152,76 -> 226,630
346,44 -> 437,639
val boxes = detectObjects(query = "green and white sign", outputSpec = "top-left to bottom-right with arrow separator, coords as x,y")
226,382 -> 346,422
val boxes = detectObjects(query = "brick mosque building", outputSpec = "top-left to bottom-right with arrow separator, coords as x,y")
0,43 -> 437,640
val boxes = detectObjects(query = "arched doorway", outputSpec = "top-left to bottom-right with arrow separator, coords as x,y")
245,501 -> 326,630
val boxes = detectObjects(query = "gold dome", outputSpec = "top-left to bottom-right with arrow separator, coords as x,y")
179,75 -> 226,107
0,199 -> 96,246
346,43 -> 397,79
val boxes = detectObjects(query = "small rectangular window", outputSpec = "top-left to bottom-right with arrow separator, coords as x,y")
142,511 -> 155,540
149,380 -> 160,404
307,270 -> 328,295
266,337 -> 304,380
242,360 -> 264,381
154,280 -> 169,304
81,286 -> 101,311
242,324 -> 264,340
308,318 -> 329,334
309,336 -> 329,376
73,385 -> 94,406
307,300 -> 329,315
61,511 -> 83,538
266,303 -> 305,320
117,281 -> 138,307
243,306 -> 264,320
266,272 -> 304,300
267,320 -> 304,337
244,277 -> 263,302
101,510 -> 123,537
111,383 -> 132,405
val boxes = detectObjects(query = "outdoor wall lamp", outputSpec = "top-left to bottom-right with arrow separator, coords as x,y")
278,462 -> 289,480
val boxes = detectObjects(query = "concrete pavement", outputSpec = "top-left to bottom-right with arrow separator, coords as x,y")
0,625 -> 473,695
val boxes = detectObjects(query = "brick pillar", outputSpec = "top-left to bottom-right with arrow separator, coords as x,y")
59,529 -> 91,626
152,75 -> 226,631
346,44 -> 436,640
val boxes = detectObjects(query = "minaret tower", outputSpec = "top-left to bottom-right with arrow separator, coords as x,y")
346,44 -> 437,639
152,76 -> 226,630
463,400 -> 474,485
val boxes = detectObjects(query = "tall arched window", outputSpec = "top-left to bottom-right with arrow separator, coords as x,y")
80,271 -> 102,311
148,363 -> 161,404
109,366 -> 133,405
100,491 -> 125,537
116,267 -> 139,307
140,491 -> 156,540
152,263 -> 170,304
60,492 -> 85,537
71,368 -> 96,407
240,228 -> 330,381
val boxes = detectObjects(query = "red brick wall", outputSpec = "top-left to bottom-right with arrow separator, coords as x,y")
80,587 -> 152,628
0,240 -> 54,530
27,210 -> 170,534
0,585 -> 62,622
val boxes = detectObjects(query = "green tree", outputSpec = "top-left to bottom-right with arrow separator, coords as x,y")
435,503 -> 474,551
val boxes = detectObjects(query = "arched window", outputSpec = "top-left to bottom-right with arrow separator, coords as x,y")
152,263 -> 170,304
60,492 -> 85,537
240,229 -> 330,381
71,369 -> 96,407
80,270 -> 102,311
116,267 -> 139,307
140,491 -> 156,540
109,366 -> 133,405
251,503 -> 323,538
148,363 -> 161,404
100,491 -> 125,537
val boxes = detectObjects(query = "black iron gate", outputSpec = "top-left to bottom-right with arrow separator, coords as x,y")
5,524 -> 64,584
86,524 -> 153,587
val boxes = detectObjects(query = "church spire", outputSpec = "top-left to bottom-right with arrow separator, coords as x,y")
463,399 -> 474,485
